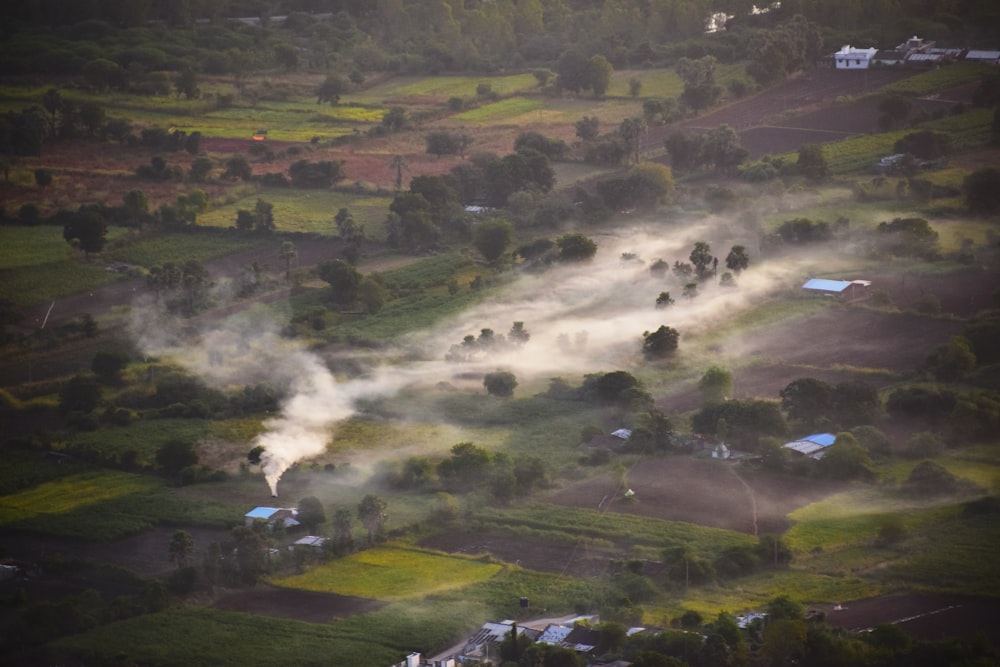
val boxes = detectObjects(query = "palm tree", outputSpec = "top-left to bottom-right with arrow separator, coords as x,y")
390,154 -> 409,191
279,240 -> 297,282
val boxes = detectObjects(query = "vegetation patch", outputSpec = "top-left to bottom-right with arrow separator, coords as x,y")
51,608 -> 407,667
196,191 -> 392,236
273,546 -> 503,600
0,470 -> 155,525
453,96 -> 545,123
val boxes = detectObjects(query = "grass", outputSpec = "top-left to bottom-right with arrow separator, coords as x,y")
196,189 -> 392,236
106,232 -> 265,268
472,504 -> 756,555
766,107 -> 993,174
273,545 -> 503,600
51,608 -> 414,667
0,470 -> 156,526
348,73 -> 539,105
65,418 -> 214,466
882,62 -> 994,95
453,96 -> 546,123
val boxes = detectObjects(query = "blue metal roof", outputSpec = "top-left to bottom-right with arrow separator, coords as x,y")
802,278 -> 851,292
803,433 -> 836,446
245,507 -> 279,519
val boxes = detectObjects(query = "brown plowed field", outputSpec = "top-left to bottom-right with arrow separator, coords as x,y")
214,585 -> 384,622
547,458 -> 845,536
818,594 -> 1000,648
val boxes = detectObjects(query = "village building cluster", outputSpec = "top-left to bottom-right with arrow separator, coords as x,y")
832,36 -> 1000,69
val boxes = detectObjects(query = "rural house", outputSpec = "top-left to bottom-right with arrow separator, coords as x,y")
783,433 -> 837,460
834,45 -> 877,69
965,50 -> 1000,65
244,506 -> 300,531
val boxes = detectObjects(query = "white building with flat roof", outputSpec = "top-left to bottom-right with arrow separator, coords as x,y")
834,45 -> 877,69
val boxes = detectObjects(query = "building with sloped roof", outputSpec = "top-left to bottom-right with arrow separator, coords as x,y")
244,506 -> 300,530
783,433 -> 837,460
802,278 -> 871,300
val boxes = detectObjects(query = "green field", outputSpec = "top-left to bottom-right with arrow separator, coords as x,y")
882,62 -> 994,95
349,73 -> 539,105
51,608 -> 412,667
0,470 -> 156,526
273,545 -> 503,599
197,189 -> 393,236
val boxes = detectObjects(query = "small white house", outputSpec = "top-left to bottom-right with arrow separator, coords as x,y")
834,45 -> 877,69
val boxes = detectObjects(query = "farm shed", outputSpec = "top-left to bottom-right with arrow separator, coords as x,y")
874,50 -> 907,66
244,506 -> 300,530
290,535 -> 326,550
802,278 -> 871,300
834,45 -> 877,69
462,621 -> 541,660
965,50 -> 1000,65
783,433 -> 837,460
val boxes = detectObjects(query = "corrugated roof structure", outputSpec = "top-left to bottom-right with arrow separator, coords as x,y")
803,278 -> 852,293
783,433 -> 837,459
246,507 -> 281,520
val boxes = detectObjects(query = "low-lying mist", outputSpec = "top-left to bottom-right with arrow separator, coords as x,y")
131,214 -> 817,495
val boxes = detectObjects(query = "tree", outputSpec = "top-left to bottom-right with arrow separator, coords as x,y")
780,377 -> 833,428
175,68 -> 199,100
34,168 -> 52,188
63,208 -> 107,257
557,233 -> 597,261
331,508 -> 354,553
389,154 -> 408,191
189,156 -> 212,182
964,168 -> 1000,216
247,446 -> 264,466
58,374 -> 101,415
797,144 -> 828,181
382,107 -> 408,132
42,88 -> 63,138
588,54 -> 614,97
168,530 -> 194,569
698,366 -> 732,404
818,433 -> 873,480
123,188 -> 149,222
619,117 -> 646,165
317,75 -> 349,105
665,132 -> 705,172
357,494 -> 387,544
702,125 -> 747,175
725,245 -> 749,274
556,49 -> 592,94
878,94 -> 912,130
473,217 -> 514,263
484,370 -> 518,398
298,496 -> 326,534
317,259 -> 362,306
629,77 -> 642,98
925,336 -> 977,381
656,291 -> 674,308
425,131 -> 472,158
156,440 -> 198,477
223,155 -> 252,180
575,116 -> 600,141
677,56 -> 721,112
252,199 -> 275,233
279,241 -> 297,281
358,276 -> 388,314
689,241 -> 713,278
91,350 -> 128,385
643,325 -> 680,358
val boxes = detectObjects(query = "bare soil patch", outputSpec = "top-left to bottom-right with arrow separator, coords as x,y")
546,457 -> 844,535
418,530 -> 614,579
214,584 -> 384,623
818,593 -> 1000,648
723,306 -> 964,372
3,525 -> 231,578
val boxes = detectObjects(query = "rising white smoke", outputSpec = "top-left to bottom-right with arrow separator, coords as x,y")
131,215 -> 813,495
